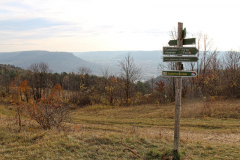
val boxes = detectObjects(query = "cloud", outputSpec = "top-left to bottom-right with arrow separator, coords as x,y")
0,18 -> 67,31
0,9 -> 10,14
0,0 -> 239,52
95,25 -> 113,29
131,30 -> 166,35
3,2 -> 31,10
0,43 -> 37,45
0,1 -> 32,19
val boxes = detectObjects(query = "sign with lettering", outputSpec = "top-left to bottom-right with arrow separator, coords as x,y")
163,47 -> 198,55
162,70 -> 197,77
163,56 -> 198,62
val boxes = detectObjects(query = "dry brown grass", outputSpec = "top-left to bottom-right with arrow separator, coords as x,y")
1,98 -> 240,159
181,99 -> 240,119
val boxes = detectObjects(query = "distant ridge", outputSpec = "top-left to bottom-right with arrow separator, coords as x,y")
0,50 -> 101,73
73,50 -> 162,80
73,50 -> 162,62
72,50 -> 227,80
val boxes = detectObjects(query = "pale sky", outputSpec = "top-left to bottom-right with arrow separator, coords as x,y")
0,0 -> 240,52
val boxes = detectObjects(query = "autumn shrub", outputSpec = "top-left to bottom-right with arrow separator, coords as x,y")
26,95 -> 70,130
68,93 -> 79,104
8,100 -> 25,132
18,80 -> 31,102
69,93 -> 91,106
90,94 -> 102,105
0,91 -> 7,97
68,86 -> 100,107
77,95 -> 91,106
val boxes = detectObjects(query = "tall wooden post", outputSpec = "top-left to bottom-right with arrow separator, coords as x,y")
173,22 -> 183,158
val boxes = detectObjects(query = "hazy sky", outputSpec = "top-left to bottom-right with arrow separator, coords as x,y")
0,0 -> 240,52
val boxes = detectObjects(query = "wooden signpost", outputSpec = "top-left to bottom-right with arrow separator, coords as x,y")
162,22 -> 198,159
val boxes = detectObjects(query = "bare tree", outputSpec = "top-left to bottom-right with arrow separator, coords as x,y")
77,66 -> 92,75
76,67 -> 92,92
187,31 -> 219,97
223,50 -> 240,97
161,29 -> 178,101
168,27 -> 177,41
101,68 -> 110,79
119,53 -> 141,106
197,34 -> 219,96
28,62 -> 51,101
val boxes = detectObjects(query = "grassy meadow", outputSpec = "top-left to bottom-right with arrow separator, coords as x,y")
0,97 -> 240,159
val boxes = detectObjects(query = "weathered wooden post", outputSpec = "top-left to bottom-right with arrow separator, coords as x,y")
162,22 -> 198,160
173,22 -> 183,159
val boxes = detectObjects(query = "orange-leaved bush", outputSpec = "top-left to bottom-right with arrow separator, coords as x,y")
26,93 -> 70,130
155,80 -> 165,93
18,80 -> 31,102
52,83 -> 63,96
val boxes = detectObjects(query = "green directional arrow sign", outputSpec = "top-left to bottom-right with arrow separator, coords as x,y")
162,70 -> 197,77
163,47 -> 198,55
168,38 -> 196,46
168,40 -> 177,46
163,56 -> 198,62
183,38 -> 195,45
182,28 -> 186,39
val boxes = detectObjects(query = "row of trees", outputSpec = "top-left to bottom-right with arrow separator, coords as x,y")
1,50 -> 240,107
0,55 -> 152,106
1,31 -> 240,106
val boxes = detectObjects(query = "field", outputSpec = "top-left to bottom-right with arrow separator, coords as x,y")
0,98 -> 240,159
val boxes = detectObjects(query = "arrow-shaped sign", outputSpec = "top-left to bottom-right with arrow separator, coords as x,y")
162,70 -> 197,77
163,56 -> 198,62
168,38 -> 196,46
163,47 -> 198,55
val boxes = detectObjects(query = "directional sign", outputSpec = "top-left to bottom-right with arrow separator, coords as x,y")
163,56 -> 198,62
162,70 -> 197,77
182,28 -> 186,39
163,47 -> 198,55
168,40 -> 177,46
183,38 -> 195,45
168,38 -> 196,46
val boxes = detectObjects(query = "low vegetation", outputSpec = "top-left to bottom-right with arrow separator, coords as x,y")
1,97 -> 240,159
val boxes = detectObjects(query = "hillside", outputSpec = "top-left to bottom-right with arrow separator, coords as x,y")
0,51 -> 101,73
73,51 -> 128,61
0,50 -> 162,80
73,51 -> 162,80
0,64 -> 25,73
0,50 -> 227,80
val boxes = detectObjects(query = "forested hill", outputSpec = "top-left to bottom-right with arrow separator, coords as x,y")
0,50 -> 101,73
0,64 -> 25,78
0,64 -> 24,72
